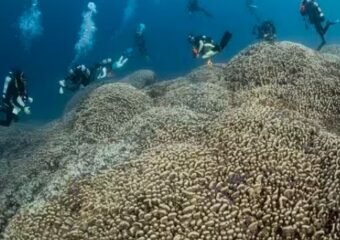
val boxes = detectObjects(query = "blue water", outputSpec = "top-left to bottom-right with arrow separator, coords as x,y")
0,0 -> 339,122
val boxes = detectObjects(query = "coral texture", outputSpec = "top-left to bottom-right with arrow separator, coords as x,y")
321,44 -> 340,58
1,42 -> 340,240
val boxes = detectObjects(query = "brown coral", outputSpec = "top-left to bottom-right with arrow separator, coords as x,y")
2,42 -> 340,240
223,41 -> 340,133
71,83 -> 153,143
63,69 -> 156,117
4,104 -> 340,240
154,82 -> 232,116
321,44 -> 340,58
120,69 -> 156,89
117,107 -> 207,153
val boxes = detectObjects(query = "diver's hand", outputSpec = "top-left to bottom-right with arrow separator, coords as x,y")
24,106 -> 31,115
12,106 -> 21,115
28,97 -> 33,103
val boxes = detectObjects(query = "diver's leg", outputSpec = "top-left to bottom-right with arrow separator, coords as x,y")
315,23 -> 326,51
219,31 -> 232,50
323,20 -> 339,35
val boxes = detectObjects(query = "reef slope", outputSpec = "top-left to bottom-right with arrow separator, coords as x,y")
1,42 -> 340,239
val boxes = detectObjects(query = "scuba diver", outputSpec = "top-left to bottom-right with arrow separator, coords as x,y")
187,0 -> 213,18
135,23 -> 149,60
300,0 -> 339,51
246,0 -> 261,22
113,48 -> 134,69
253,20 -> 277,42
59,64 -> 91,95
97,58 -> 113,79
0,70 -> 33,127
188,31 -> 232,66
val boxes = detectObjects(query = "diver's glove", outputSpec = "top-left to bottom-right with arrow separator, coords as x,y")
24,106 -> 31,115
23,96 -> 33,104
12,106 -> 21,115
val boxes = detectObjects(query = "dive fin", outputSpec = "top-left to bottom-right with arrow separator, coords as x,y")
219,31 -> 232,51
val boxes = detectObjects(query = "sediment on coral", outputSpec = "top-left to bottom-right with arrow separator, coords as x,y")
1,42 -> 340,239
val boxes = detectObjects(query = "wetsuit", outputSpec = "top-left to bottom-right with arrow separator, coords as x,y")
191,35 -> 217,58
65,65 -> 91,91
300,0 -> 336,50
190,32 -> 232,59
256,21 -> 276,41
135,32 -> 148,58
0,72 -> 31,127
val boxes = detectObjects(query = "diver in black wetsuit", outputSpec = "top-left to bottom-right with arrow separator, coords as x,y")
300,0 -> 339,51
187,0 -> 213,18
59,64 -> 91,95
253,20 -> 277,42
0,70 -> 33,127
188,31 -> 232,65
135,23 -> 149,60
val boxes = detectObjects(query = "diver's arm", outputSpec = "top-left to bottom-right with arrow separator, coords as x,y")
15,95 -> 31,114
202,50 -> 218,59
2,77 -> 11,98
98,67 -> 107,79
204,43 -> 215,48
16,96 -> 26,108
198,40 -> 204,54
16,93 -> 32,108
